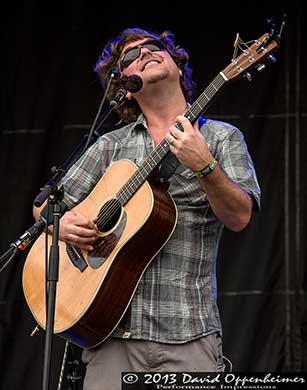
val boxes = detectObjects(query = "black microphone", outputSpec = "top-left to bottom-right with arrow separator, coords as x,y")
123,75 -> 143,92
109,74 -> 143,106
9,219 -> 46,253
9,202 -> 69,254
111,70 -> 143,92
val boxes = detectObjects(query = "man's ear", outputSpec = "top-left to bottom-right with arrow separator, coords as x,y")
179,69 -> 183,77
126,91 -> 132,100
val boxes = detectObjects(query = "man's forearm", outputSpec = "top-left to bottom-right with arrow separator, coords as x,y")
198,164 -> 253,232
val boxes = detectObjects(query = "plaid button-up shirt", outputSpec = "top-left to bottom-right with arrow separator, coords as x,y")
61,115 -> 261,344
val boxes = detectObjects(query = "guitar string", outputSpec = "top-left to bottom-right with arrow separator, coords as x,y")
95,143 -> 168,227
96,41 -> 272,229
95,134 -> 176,228
95,74 -> 226,230
95,142 -> 169,229
97,75 -> 225,230
95,76 -> 226,229
109,35 -> 274,219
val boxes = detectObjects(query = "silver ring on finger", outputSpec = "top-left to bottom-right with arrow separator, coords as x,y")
169,136 -> 175,145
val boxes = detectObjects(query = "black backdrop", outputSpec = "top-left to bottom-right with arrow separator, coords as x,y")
0,1 -> 306,389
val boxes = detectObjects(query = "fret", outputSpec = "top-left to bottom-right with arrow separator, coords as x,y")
202,92 -> 210,102
141,154 -> 158,173
188,73 -> 226,122
161,139 -> 170,149
156,144 -> 168,158
117,145 -> 168,204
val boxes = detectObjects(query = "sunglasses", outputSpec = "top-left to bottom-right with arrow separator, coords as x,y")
120,39 -> 165,69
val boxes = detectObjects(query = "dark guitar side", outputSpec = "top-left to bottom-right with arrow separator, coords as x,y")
62,180 -> 177,349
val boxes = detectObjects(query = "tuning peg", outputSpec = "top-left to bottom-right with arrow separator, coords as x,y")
269,54 -> 277,63
256,63 -> 266,71
243,72 -> 252,82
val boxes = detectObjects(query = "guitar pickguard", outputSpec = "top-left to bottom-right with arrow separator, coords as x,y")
87,210 -> 127,269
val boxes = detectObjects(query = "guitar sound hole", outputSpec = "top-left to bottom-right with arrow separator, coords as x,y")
96,198 -> 122,233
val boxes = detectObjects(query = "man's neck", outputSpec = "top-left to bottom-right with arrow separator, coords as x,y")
138,87 -> 187,145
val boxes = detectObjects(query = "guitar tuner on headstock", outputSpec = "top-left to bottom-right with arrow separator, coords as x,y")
256,13 -> 287,53
268,13 -> 287,41
269,54 -> 277,63
256,63 -> 266,72
223,23 -> 281,83
255,53 -> 277,71
243,72 -> 252,82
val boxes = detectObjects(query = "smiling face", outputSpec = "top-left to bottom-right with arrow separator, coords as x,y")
94,27 -> 195,123
119,39 -> 165,69
119,38 -> 182,87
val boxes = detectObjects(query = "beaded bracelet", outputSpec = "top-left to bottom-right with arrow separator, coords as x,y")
194,158 -> 218,178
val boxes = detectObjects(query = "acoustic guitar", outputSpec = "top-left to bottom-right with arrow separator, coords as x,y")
22,31 -> 279,349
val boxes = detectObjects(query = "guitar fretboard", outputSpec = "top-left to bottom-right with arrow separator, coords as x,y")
116,72 -> 227,205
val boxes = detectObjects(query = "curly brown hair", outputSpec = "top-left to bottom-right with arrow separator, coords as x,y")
94,27 -> 196,123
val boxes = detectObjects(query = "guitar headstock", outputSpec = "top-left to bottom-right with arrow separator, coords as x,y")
222,32 -> 280,82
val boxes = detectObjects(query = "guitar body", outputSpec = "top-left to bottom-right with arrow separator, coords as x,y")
22,159 -> 178,349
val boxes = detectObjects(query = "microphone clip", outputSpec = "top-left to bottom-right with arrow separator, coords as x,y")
109,88 -> 127,107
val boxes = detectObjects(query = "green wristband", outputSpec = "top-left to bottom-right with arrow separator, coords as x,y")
194,158 -> 218,178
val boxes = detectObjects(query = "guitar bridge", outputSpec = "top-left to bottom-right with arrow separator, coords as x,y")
66,245 -> 88,272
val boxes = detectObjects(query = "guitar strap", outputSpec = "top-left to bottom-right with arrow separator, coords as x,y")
159,116 -> 207,181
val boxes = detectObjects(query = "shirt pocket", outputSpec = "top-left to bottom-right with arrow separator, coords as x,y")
170,168 -> 208,206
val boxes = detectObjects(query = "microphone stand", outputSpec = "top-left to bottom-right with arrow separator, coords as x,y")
42,187 -> 63,390
0,83 -> 120,270
0,130 -> 96,272
38,98 -> 122,390
0,90 -> 125,390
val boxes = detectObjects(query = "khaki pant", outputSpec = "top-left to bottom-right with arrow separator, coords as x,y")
82,333 -> 225,390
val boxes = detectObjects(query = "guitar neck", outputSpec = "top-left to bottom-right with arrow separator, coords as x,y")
184,72 -> 227,124
116,72 -> 228,205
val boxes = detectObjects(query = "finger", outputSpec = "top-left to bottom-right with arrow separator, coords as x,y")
71,225 -> 97,238
80,218 -> 96,230
61,224 -> 97,244
193,120 -> 200,131
66,233 -> 95,251
169,125 -> 182,139
70,211 -> 96,229
175,115 -> 194,134
167,135 -> 176,146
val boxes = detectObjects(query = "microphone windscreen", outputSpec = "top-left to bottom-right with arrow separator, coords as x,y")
124,75 -> 143,93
